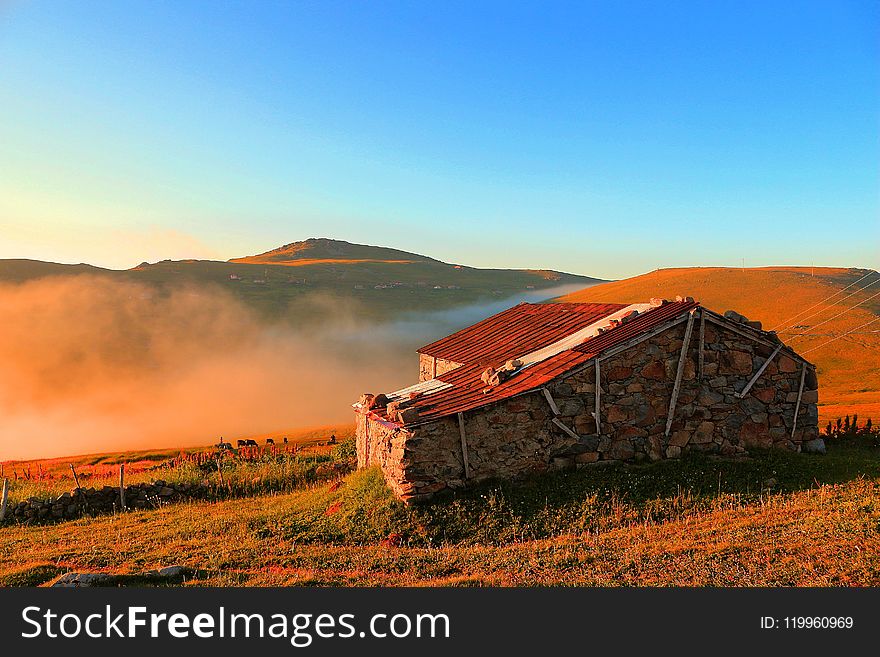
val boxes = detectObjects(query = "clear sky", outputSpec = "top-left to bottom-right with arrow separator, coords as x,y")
1,1 -> 877,278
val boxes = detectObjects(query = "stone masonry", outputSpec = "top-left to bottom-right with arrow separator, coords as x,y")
418,354 -> 463,382
359,312 -> 819,503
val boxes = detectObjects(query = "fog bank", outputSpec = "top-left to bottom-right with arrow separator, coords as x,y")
0,278 -> 590,460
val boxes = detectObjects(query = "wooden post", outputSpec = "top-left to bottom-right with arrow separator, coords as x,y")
457,412 -> 471,480
431,356 -> 437,379
552,417 -> 580,440
0,478 -> 8,523
665,311 -> 696,438
69,463 -> 82,490
118,464 -> 126,511
542,387 -> 560,415
698,311 -> 705,380
791,365 -> 807,439
594,359 -> 601,435
735,343 -> 783,399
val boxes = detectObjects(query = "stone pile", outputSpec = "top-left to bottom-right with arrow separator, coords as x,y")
6,480 -> 209,524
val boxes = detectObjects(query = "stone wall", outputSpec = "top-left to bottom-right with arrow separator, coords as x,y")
542,317 -> 819,467
361,314 -> 819,503
418,354 -> 463,382
4,480 -> 209,524
356,411 -> 414,499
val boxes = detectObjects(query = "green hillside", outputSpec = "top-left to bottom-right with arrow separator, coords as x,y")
0,239 -> 602,323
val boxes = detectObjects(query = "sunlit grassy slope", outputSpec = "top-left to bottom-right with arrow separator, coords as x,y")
0,424 -> 353,502
557,267 -> 880,423
2,438 -> 878,587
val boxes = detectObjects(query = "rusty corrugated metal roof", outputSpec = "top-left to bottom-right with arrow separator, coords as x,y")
417,302 -> 627,365
575,299 -> 699,358
369,300 -> 699,424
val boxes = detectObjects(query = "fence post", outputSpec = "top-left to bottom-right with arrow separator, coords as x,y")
119,464 -> 126,511
0,478 -> 8,522
69,464 -> 82,489
70,464 -> 89,511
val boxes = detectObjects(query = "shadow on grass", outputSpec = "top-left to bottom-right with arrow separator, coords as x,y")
399,437 -> 880,546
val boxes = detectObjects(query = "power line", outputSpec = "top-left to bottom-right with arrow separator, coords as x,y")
799,316 -> 880,355
788,288 -> 880,340
769,271 -> 880,332
779,330 -> 880,337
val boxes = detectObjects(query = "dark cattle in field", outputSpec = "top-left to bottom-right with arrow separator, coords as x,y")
266,438 -> 275,445
236,440 -> 247,448
216,441 -> 233,450
243,439 -> 258,447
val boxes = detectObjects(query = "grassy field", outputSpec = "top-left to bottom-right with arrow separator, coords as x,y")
557,266 -> 880,423
1,431 -> 878,587
0,424 -> 353,505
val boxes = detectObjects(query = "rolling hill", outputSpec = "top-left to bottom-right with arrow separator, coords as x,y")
230,237 -> 441,265
0,238 -> 603,323
556,266 -> 880,423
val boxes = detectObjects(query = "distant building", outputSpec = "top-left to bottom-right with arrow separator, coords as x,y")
354,299 -> 819,503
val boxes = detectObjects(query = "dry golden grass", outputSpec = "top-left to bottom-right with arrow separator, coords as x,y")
2,440 -> 878,587
0,424 -> 353,503
558,266 -> 880,423
1,473 -> 877,587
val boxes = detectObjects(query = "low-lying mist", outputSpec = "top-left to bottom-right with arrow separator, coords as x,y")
0,277 -> 587,461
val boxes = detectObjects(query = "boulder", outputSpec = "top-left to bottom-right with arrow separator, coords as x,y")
803,438 -> 826,455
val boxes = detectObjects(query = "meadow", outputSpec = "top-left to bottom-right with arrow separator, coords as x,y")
1,421 -> 878,587
0,425 -> 351,507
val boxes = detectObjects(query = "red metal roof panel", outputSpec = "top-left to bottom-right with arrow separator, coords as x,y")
362,301 -> 701,425
417,302 -> 627,365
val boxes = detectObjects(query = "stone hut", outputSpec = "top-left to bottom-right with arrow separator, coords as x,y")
354,299 -> 820,503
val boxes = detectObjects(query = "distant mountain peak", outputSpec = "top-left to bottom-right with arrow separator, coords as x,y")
230,238 -> 441,265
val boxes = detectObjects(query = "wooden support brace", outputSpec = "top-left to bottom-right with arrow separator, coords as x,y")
594,358 -> 601,435
552,417 -> 580,440
698,311 -> 705,380
665,311 -> 696,438
431,356 -> 437,379
703,314 -> 785,352
457,412 -> 471,480
735,343 -> 783,399
791,365 -> 807,439
542,387 -> 560,415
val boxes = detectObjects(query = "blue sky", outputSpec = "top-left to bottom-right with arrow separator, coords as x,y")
0,1 -> 877,277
